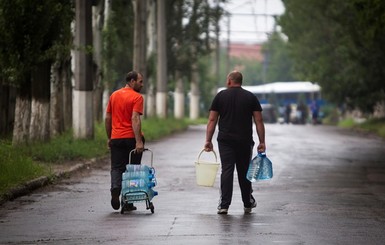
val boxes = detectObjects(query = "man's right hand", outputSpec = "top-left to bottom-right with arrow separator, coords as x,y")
135,141 -> 144,153
204,141 -> 213,152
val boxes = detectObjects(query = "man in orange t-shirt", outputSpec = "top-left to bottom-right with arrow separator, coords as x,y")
105,71 -> 144,211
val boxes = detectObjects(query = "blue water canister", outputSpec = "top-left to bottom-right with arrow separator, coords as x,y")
124,178 -> 155,190
147,188 -> 158,200
246,152 -> 273,182
124,165 -> 155,183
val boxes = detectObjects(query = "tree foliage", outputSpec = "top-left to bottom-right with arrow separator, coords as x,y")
102,0 -> 134,90
278,0 -> 385,113
0,0 -> 73,87
165,0 -> 227,78
262,31 -> 295,83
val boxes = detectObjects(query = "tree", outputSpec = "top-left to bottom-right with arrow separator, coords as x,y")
262,31 -> 296,83
0,0 -> 73,144
278,0 -> 385,113
165,0 -> 227,118
102,0 -> 134,92
101,0 -> 227,118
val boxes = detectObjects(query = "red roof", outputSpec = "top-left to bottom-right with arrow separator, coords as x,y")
228,43 -> 264,61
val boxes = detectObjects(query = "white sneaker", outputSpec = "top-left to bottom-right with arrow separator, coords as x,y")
244,202 -> 257,213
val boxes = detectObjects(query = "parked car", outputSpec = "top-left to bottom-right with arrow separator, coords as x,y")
261,104 -> 277,123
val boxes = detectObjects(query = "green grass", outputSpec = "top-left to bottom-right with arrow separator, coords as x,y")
0,117 -> 192,197
142,117 -> 189,141
338,117 -> 385,139
358,118 -> 385,138
0,141 -> 50,194
338,118 -> 356,128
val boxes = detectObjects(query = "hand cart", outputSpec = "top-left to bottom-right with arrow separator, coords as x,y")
121,149 -> 158,214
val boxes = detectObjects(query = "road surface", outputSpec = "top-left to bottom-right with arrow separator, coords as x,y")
0,124 -> 384,244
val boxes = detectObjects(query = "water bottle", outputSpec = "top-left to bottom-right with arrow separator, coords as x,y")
147,188 -> 158,200
246,153 -> 263,182
246,152 -> 273,182
125,165 -> 154,180
257,154 -> 273,180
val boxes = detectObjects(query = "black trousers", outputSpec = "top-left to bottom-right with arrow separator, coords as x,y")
110,137 -> 145,193
217,139 -> 255,209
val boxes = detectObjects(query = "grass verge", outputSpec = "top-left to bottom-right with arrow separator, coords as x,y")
0,117 -> 192,197
338,117 -> 385,139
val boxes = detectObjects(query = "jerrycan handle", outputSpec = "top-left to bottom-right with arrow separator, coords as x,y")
257,152 -> 267,157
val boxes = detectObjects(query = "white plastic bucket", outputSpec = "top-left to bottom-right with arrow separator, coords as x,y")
195,149 -> 220,187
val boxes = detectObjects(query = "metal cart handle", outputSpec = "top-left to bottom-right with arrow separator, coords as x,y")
129,148 -> 153,166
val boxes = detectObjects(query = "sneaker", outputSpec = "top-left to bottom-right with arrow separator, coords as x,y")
217,208 -> 228,214
244,202 -> 257,214
111,194 -> 120,210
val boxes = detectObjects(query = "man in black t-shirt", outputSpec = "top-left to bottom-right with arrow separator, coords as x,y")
204,71 -> 266,214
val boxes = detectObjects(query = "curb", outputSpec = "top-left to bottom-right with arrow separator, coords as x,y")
0,158 -> 100,206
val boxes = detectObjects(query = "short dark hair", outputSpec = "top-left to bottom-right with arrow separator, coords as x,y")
125,71 -> 141,83
228,71 -> 243,84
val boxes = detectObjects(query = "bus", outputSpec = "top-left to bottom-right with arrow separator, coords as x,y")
218,81 -> 324,123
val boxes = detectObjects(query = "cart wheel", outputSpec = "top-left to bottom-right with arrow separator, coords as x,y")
149,202 -> 154,213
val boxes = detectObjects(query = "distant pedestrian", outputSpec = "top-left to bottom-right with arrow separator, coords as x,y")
204,71 -> 266,214
297,102 -> 308,124
310,100 -> 319,125
285,103 -> 292,124
105,71 -> 145,211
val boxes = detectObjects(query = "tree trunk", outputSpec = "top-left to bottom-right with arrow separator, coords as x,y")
133,0 -> 147,82
30,61 -> 51,142
12,78 -> 31,145
174,71 -> 185,119
92,0 -> 105,122
190,63 -> 200,120
63,58 -> 72,131
0,82 -> 16,136
145,0 -> 156,118
156,0 -> 167,118
73,0 -> 94,139
50,60 -> 64,137
146,79 -> 156,117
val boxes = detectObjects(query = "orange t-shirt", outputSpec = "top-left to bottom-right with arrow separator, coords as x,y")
106,87 -> 143,139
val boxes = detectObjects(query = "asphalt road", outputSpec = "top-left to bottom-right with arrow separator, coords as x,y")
0,124 -> 384,244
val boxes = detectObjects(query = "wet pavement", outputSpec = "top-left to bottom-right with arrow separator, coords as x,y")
0,124 -> 385,244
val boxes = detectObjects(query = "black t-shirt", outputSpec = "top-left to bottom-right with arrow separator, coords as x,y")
209,87 -> 262,143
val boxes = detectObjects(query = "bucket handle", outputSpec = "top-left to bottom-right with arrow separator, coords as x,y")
197,149 -> 218,163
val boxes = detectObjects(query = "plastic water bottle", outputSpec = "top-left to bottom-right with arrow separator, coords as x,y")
247,152 -> 273,182
147,188 -> 158,200
125,165 -> 155,180
257,154 -> 273,180
246,153 -> 263,182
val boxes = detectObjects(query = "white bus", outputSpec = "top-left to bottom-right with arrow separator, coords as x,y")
218,81 -> 323,123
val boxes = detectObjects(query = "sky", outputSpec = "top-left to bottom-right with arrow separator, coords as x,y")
219,0 -> 285,44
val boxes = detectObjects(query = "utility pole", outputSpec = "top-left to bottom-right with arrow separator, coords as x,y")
156,0 -> 167,118
226,12 -> 231,73
73,0 -> 93,139
214,0 -> 220,88
133,0 -> 147,82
